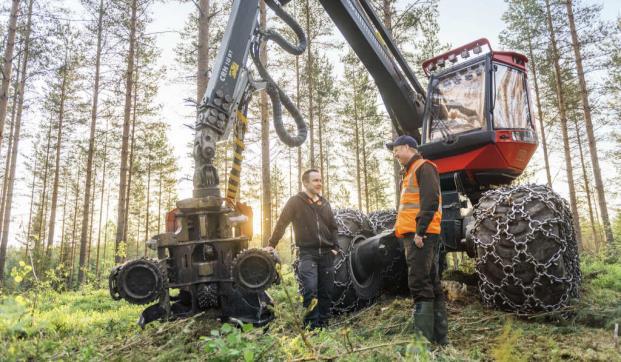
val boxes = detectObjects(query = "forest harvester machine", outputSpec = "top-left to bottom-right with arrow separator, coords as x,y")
108,0 -> 580,327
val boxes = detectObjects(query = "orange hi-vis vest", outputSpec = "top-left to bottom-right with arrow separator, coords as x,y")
395,158 -> 442,238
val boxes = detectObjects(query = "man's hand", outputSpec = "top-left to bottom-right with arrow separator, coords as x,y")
414,234 -> 424,248
265,246 -> 275,253
331,249 -> 338,256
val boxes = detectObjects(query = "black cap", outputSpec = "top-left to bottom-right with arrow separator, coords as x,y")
385,135 -> 418,150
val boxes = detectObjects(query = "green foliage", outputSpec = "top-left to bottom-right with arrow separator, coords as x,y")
202,323 -> 263,362
10,260 -> 32,286
581,256 -> 621,293
2,257 -> 621,360
0,289 -> 143,360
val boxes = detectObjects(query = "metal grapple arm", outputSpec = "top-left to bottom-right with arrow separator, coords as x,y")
193,0 -> 307,198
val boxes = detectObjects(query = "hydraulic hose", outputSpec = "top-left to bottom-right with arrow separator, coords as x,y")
264,0 -> 307,56
251,0 -> 307,147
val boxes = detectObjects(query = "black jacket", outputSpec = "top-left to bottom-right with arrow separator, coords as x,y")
401,154 -> 441,236
268,192 -> 339,251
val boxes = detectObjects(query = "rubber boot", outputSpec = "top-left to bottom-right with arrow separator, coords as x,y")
412,301 -> 434,343
433,299 -> 449,346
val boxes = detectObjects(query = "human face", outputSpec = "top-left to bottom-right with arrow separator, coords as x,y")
303,171 -> 322,196
392,145 -> 416,166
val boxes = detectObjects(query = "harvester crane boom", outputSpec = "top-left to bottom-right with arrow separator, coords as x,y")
195,0 -> 426,201
317,0 -> 426,139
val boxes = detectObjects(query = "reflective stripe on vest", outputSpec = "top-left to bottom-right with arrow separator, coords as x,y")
395,159 -> 442,238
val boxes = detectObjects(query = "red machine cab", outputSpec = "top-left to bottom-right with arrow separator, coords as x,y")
418,38 -> 537,188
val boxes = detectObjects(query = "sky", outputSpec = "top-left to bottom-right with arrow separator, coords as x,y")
6,0 -> 621,246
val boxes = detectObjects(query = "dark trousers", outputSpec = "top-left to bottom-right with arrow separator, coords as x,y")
402,234 -> 443,302
296,249 -> 335,327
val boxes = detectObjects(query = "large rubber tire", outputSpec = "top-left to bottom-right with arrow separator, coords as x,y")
471,184 -> 581,314
331,209 -> 373,313
109,258 -> 167,305
331,234 -> 359,312
366,209 -> 408,295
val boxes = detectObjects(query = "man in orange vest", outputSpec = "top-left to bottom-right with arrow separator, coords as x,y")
386,135 -> 448,345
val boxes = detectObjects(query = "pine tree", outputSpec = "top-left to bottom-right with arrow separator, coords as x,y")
46,21 -> 86,271
78,0 -> 107,285
260,0 -> 271,244
0,0 -> 32,283
0,0 -> 20,148
564,0 -> 615,253
501,0 -> 553,188
114,0 -> 138,263
544,0 -> 582,248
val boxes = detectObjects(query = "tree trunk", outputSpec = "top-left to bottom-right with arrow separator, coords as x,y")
353,71 -> 362,211
95,121 -> 108,279
544,0 -> 582,248
591,185 -> 605,246
36,120 -> 54,267
46,49 -> 70,266
25,145 -> 38,257
144,160 -> 151,256
135,208 -> 141,257
0,50 -> 20,238
293,3 -> 302,193
318,96 -> 325,194
260,0 -> 271,245
157,170 -> 162,233
325,144 -> 330,199
305,0 -> 315,168
86,166 -> 97,275
102,184 -> 110,272
78,0 -> 105,285
123,51 -> 139,252
115,0 -> 137,263
361,112 -> 369,213
68,166 -> 81,288
573,117 -> 599,251
197,0 -> 210,104
0,0 -> 20,148
0,82 -> 22,284
526,31 -> 552,188
381,0 -> 401,207
565,0 -> 614,252
292,1 -> 300,253
58,171 -> 68,267
0,0 -> 32,283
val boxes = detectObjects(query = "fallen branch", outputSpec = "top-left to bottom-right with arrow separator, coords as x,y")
459,313 -> 504,326
103,312 -> 207,358
291,339 -> 414,361
330,305 -> 375,327
525,306 -> 575,320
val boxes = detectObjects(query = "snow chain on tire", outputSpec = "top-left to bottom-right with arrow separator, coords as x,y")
331,209 -> 372,313
472,184 -> 581,314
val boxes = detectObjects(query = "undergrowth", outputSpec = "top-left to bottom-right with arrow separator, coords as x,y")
1,259 -> 620,361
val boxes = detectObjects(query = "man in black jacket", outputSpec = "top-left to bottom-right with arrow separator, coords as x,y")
266,169 -> 339,329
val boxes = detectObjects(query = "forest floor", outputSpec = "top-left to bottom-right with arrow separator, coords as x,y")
1,256 -> 620,361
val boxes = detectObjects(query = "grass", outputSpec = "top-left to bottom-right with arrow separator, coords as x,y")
1,259 -> 620,361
